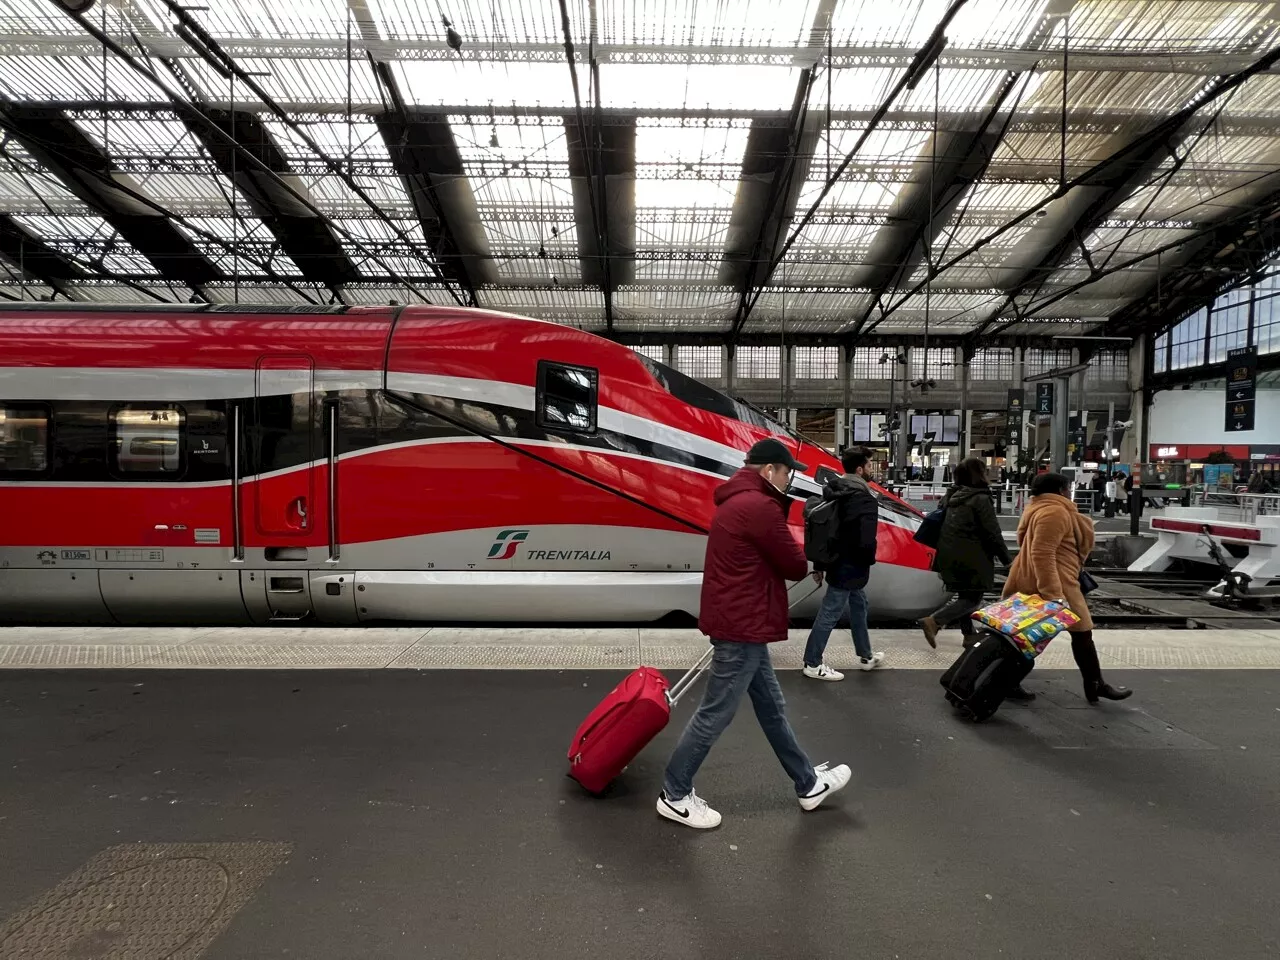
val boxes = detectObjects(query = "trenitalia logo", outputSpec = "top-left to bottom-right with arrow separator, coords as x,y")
487,529 -> 530,560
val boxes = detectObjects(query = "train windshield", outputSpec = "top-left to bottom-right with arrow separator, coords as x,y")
638,356 -> 786,434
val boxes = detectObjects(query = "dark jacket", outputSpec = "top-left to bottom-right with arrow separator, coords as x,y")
933,484 -> 1011,593
814,474 -> 879,590
699,467 -> 809,643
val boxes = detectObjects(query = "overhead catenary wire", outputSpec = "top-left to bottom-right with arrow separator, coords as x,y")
59,2 -> 460,307
0,106 -> 324,304
860,41 -> 1280,336
739,0 -> 975,325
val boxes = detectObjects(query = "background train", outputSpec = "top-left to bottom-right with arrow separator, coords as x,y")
0,303 -> 946,625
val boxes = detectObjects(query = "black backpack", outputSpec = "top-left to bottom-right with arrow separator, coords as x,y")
913,504 -> 946,548
803,487 -> 850,565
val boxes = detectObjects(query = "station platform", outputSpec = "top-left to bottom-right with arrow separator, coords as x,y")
3,623 -> 1280,669
2,628 -> 1279,959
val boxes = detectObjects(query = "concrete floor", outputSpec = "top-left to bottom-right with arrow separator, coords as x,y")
1,669 -> 1278,959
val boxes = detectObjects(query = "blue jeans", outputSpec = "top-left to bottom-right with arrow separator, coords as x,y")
663,641 -> 817,799
803,583 -> 872,666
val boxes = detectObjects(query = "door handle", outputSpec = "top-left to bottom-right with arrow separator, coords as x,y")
293,496 -> 308,529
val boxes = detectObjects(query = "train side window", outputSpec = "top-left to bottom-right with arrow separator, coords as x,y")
0,404 -> 51,477
111,404 -> 185,475
536,361 -> 598,435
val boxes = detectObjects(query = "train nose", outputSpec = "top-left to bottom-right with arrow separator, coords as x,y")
786,564 -> 947,621
865,564 -> 949,620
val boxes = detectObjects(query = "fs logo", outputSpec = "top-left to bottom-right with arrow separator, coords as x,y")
487,529 -> 529,560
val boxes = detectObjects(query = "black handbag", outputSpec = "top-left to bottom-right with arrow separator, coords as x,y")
1074,529 -> 1097,594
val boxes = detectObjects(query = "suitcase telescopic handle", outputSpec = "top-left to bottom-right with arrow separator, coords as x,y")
665,646 -> 715,708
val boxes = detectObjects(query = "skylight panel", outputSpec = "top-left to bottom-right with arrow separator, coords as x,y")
477,286 -> 600,315
0,0 -> 87,35
367,0 -> 564,43
178,216 -> 304,278
598,0 -> 822,47
0,55 -> 168,102
125,173 -> 243,213
797,127 -> 929,214
330,216 -> 440,279
634,260 -> 720,283
604,64 -> 800,111
0,146 -> 85,213
944,0 -> 1053,47
204,284 -> 310,305
181,57 -> 383,107
263,117 -> 392,166
477,212 -> 579,283
754,289 -> 866,325
134,0 -> 353,41
1065,0 -> 1274,52
395,60 -> 574,109
73,114 -> 207,161
633,209 -> 727,283
450,115 -> 577,271
635,210 -> 732,250
896,68 -> 1007,113
615,286 -> 738,323
1022,71 -> 1207,115
77,284 -> 170,303
635,119 -> 750,210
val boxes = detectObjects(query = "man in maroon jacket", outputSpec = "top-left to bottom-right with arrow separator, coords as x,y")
657,438 -> 852,829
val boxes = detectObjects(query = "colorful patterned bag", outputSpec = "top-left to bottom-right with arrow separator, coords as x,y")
971,593 -> 1081,659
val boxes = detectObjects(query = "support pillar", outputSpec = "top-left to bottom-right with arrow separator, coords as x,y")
895,346 -> 911,480
1051,376 -> 1070,473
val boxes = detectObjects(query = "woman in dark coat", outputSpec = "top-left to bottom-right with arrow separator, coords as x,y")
920,457 -> 1011,648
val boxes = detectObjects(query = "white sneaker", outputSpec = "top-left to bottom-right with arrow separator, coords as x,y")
859,652 -> 886,671
657,790 -> 722,829
802,663 -> 845,682
799,762 -> 852,812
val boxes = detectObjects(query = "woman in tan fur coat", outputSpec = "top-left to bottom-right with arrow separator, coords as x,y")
1003,472 -> 1133,703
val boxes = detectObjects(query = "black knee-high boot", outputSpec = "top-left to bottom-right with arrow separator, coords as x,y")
1070,630 -> 1132,703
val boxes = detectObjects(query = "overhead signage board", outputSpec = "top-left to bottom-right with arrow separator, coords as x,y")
1035,382 -> 1054,415
1005,389 -> 1023,445
1225,345 -> 1256,432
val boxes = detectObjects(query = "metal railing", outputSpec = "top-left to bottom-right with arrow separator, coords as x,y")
1191,488 -> 1280,523
892,481 -> 1029,514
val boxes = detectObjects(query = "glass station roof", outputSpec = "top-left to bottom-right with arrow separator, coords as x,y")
0,0 -> 1278,338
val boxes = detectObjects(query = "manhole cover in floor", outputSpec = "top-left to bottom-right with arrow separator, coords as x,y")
0,842 -> 291,960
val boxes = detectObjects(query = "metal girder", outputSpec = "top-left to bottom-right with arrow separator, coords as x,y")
23,101 -> 1280,139
563,115 -> 635,307
848,72 -> 1025,342
609,331 -> 1042,349
724,68 -> 820,340
0,105 -> 222,294
375,103 -> 492,300
865,42 -> 1280,340
557,0 -> 621,330
1108,184 -> 1280,340
5,32 -> 1280,75
966,130 -> 1175,338
185,109 -> 360,291
0,214 -> 83,300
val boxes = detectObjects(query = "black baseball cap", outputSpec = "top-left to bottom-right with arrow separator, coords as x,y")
745,437 -> 807,472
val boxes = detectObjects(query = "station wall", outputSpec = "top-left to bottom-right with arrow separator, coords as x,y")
1149,386 -> 1280,445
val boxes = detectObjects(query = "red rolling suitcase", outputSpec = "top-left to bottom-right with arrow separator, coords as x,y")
567,648 -> 714,795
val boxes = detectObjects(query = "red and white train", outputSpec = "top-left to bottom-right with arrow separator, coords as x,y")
0,303 -> 944,625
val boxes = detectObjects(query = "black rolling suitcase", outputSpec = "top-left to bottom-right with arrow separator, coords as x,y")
940,629 -> 1033,722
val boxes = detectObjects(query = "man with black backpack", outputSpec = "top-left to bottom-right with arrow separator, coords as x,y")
801,448 -> 883,681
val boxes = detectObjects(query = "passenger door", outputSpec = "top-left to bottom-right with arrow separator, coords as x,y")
253,355 -> 319,540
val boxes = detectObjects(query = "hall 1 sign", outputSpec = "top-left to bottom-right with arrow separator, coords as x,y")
1225,345 -> 1257,432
